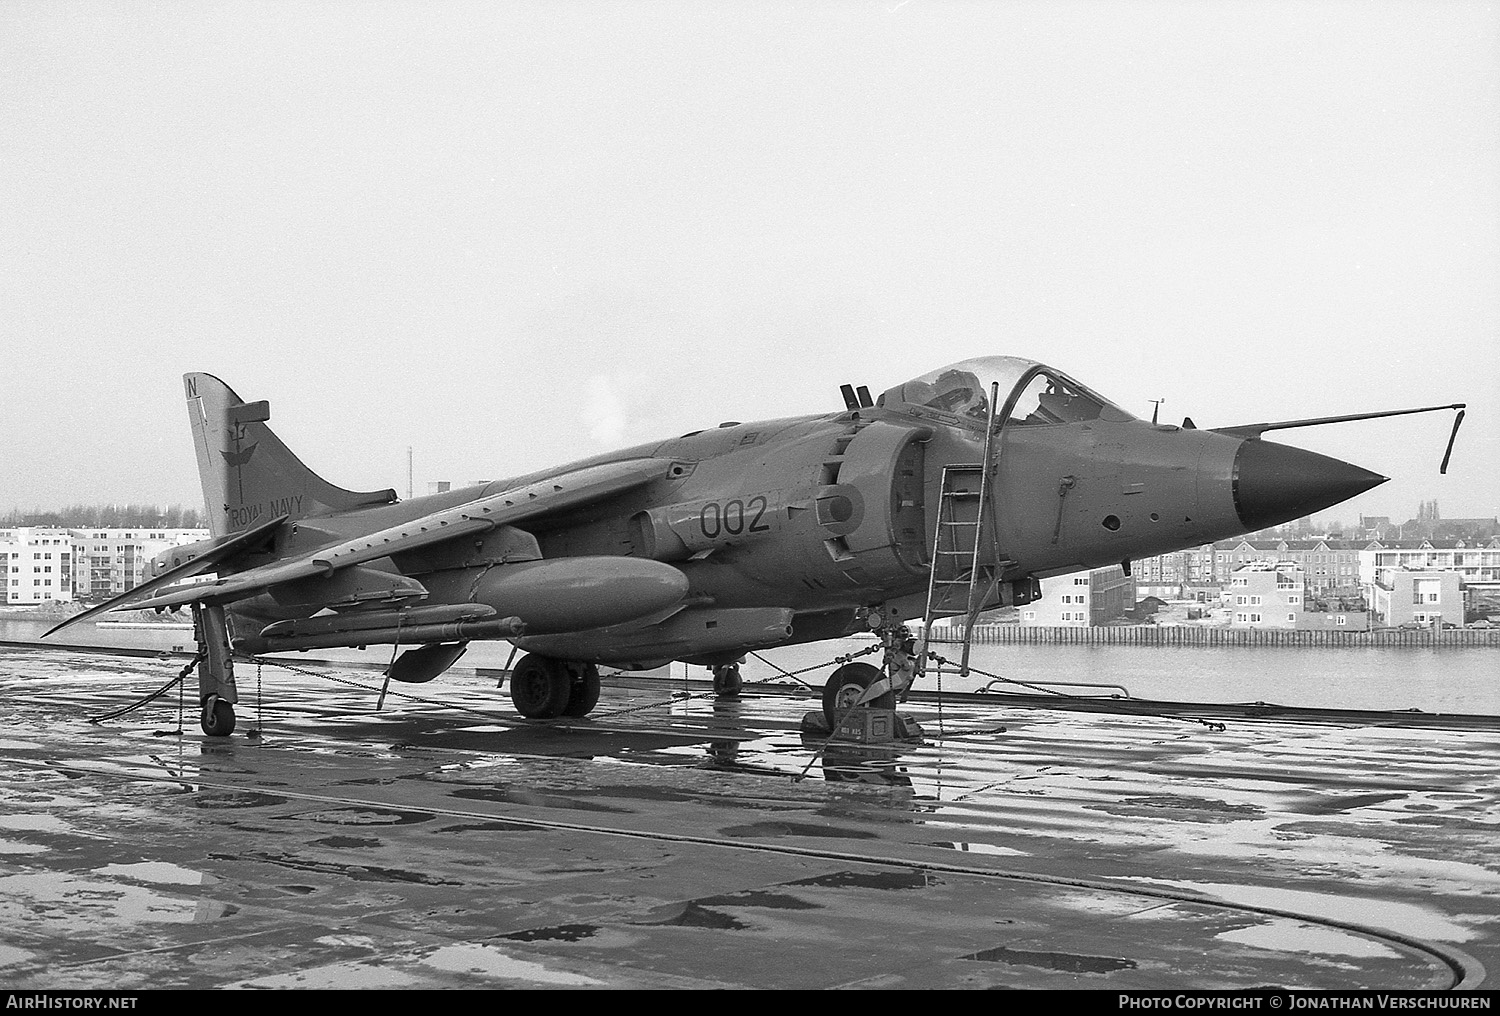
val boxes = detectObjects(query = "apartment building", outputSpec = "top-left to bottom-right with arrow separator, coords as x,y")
69,528 -> 211,600
1359,538 -> 1500,626
1359,538 -> 1500,593
1225,561 -> 1304,629
1369,569 -> 1464,628
0,527 -> 74,604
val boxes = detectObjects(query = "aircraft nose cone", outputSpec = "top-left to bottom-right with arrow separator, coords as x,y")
1232,439 -> 1387,531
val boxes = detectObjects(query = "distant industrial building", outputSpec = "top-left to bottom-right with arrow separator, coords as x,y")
1022,565 -> 1134,626
427,480 -> 493,495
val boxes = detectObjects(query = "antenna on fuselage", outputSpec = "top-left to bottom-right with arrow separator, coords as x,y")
1149,399 -> 1165,425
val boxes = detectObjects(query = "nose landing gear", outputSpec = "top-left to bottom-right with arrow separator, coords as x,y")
821,662 -> 893,729
804,614 -> 923,742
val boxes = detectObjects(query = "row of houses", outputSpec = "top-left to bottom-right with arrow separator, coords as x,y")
947,536 -> 1499,630
1024,560 -> 1475,632
1,526 -> 210,605
1135,537 -> 1500,602
1136,538 -> 1364,599
1023,536 -> 1500,631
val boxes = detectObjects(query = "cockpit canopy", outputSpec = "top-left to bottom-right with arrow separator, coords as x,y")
878,356 -> 1134,431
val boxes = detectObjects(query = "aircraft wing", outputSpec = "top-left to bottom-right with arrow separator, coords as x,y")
99,458 -> 675,614
44,512 -> 290,638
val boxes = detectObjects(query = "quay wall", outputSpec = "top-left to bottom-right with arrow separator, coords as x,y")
924,624 -> 1500,648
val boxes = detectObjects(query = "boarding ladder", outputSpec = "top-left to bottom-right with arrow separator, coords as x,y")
917,384 -> 1004,677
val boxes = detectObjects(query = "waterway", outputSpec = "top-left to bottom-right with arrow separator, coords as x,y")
3,617 -> 1494,716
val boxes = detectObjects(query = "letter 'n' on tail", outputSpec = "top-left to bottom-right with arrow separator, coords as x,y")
185,373 -> 398,537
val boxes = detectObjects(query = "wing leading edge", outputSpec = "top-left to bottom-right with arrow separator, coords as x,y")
43,511 -> 290,638
47,458 -> 674,627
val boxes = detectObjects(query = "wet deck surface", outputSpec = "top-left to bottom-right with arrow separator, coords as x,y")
1,646 -> 1497,989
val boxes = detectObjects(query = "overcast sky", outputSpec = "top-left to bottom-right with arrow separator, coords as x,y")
3,1 -> 1496,526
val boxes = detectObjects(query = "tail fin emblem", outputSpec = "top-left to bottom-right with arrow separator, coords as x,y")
223,422 -> 259,506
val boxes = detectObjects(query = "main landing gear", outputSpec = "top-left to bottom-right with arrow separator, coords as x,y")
509,654 -> 601,720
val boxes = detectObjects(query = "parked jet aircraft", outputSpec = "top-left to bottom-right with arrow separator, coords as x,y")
48,359 -> 1462,736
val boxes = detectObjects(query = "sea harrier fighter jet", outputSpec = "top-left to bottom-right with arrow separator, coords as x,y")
50,360 -> 1462,736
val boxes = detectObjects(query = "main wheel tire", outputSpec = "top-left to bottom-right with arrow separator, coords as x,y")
201,697 -> 236,737
821,662 -> 894,729
562,663 -> 602,718
712,664 -> 742,699
509,655 -> 571,719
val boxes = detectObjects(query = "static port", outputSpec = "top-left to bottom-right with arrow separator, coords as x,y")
1102,515 -> 1121,531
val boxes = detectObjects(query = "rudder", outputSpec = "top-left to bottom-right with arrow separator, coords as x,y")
185,373 -> 397,537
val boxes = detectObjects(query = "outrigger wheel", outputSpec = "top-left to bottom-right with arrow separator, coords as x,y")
200,695 -> 236,737
821,662 -> 895,730
510,654 -> 602,720
712,663 -> 742,699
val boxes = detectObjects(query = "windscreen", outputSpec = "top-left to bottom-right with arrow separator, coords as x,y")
879,356 -> 1132,430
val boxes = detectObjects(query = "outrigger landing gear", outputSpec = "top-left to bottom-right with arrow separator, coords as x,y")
509,653 -> 601,720
201,694 -> 235,737
191,603 -> 240,737
711,663 -> 742,700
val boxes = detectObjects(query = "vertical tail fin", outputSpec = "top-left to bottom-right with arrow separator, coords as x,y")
185,373 -> 397,537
